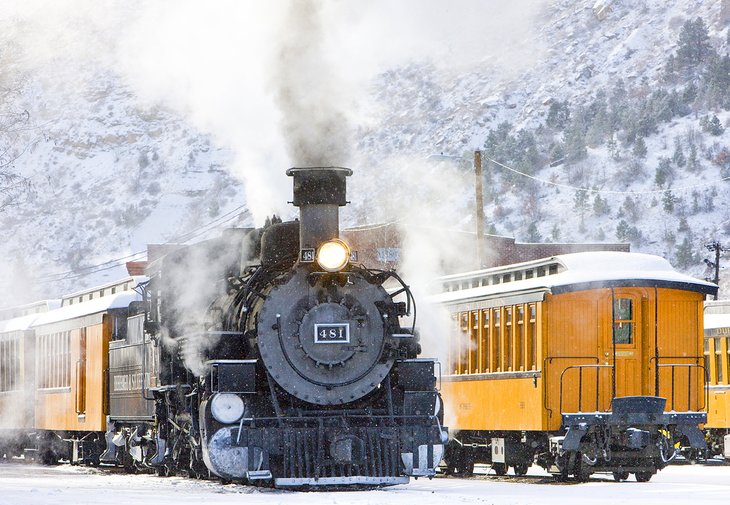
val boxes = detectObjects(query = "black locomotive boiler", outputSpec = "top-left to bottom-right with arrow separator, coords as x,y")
104,167 -> 447,486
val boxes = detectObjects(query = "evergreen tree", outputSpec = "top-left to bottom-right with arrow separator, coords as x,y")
676,17 -> 712,68
564,114 -> 588,164
633,136 -> 648,158
593,193 -> 611,216
526,222 -> 541,242
609,79 -> 629,130
691,190 -> 701,214
688,141 -> 700,172
586,90 -> 611,145
683,83 -> 698,104
662,190 -> 676,213
607,132 -> 620,160
663,54 -> 678,82
672,138 -> 686,167
546,100 -> 571,130
655,157 -> 674,187
548,142 -> 566,165
700,114 -> 725,135
704,54 -> 730,109
621,195 -> 639,221
573,189 -> 589,215
675,236 -> 695,268
616,219 -> 630,241
551,224 -> 561,241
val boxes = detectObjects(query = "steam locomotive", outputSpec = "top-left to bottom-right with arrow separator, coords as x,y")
0,167 -> 447,487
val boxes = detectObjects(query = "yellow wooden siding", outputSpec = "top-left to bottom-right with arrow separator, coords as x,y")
441,377 -> 544,431
34,321 -> 109,432
543,292 -> 603,430
705,334 -> 730,429
656,289 -> 704,412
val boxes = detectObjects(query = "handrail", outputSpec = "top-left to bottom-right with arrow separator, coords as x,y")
543,356 -> 599,417
656,363 -> 707,411
559,364 -> 613,414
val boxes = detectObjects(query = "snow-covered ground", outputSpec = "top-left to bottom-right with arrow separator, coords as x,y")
1,461 -> 729,505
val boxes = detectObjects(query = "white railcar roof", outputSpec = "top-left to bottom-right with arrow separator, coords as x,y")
435,251 -> 716,304
0,300 -> 62,333
31,292 -> 140,327
0,312 -> 42,333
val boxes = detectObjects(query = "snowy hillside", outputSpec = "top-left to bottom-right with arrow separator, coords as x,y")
1,0 -> 729,306
353,0 -> 730,296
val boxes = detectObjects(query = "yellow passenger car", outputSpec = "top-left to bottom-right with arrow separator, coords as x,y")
29,280 -> 141,464
434,251 -> 715,481
703,300 -> 730,459
0,301 -> 60,458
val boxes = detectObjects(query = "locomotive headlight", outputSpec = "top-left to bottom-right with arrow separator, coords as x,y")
316,239 -> 350,272
210,393 -> 245,424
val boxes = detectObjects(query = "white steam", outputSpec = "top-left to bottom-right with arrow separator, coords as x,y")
1,0 -> 547,224
353,157 -> 483,363
0,1 -> 549,376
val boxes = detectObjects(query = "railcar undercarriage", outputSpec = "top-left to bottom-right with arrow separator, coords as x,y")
444,395 -> 707,482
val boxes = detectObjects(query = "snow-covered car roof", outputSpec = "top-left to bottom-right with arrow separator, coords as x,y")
0,312 -> 43,333
0,300 -> 62,333
435,251 -> 717,305
32,292 -> 140,327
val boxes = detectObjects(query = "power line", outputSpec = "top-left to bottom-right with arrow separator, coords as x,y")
487,157 -> 730,195
34,203 -> 250,284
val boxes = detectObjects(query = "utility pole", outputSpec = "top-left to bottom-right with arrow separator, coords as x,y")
474,150 -> 486,269
704,241 -> 726,300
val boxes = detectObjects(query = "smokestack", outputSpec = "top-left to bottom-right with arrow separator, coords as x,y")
286,167 -> 353,249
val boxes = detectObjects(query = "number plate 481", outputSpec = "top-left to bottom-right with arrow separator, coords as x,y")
314,323 -> 350,343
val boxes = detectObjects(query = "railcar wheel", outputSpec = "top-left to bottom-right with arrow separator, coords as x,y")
492,463 -> 507,476
513,462 -> 529,476
574,465 -> 591,482
612,471 -> 629,482
634,472 -> 653,482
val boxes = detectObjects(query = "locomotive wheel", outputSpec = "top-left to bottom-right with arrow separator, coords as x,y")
40,450 -> 59,466
513,462 -> 529,476
458,459 -> 475,477
492,463 -> 508,476
156,458 -> 175,477
634,471 -> 653,482
612,471 -> 629,482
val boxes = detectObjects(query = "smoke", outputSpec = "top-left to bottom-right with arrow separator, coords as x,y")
350,156 -> 479,363
1,0 -> 547,223
0,0 -> 549,378
271,1 -> 352,167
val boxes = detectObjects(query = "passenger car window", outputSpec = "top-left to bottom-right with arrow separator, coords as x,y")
613,298 -> 633,345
